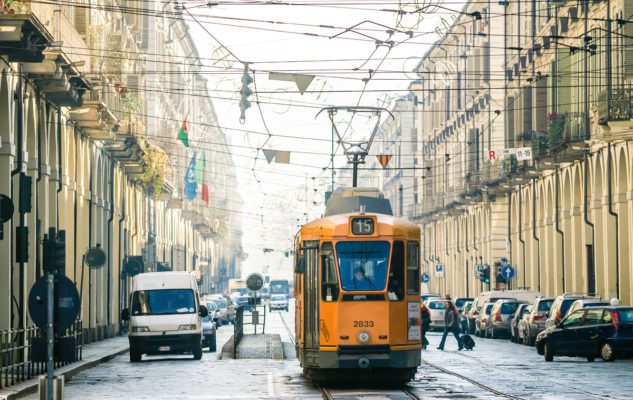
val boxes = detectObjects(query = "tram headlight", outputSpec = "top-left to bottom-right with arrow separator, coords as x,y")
357,331 -> 370,343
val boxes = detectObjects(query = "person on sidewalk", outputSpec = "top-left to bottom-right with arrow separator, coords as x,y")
437,301 -> 463,351
420,302 -> 431,349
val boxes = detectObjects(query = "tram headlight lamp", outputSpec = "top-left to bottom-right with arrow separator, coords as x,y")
357,331 -> 370,344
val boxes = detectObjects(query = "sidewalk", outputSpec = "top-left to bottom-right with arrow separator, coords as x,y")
0,336 -> 129,400
221,334 -> 284,360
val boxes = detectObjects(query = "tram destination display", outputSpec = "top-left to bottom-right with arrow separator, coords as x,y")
351,217 -> 374,235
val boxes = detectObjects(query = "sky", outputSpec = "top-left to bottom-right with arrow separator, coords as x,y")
184,0 -> 460,280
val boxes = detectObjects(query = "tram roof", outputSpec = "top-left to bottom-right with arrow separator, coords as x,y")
300,212 -> 420,238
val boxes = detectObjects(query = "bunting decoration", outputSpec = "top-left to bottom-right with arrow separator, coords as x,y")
377,154 -> 392,168
184,152 -> 197,200
177,116 -> 190,147
261,149 -> 291,164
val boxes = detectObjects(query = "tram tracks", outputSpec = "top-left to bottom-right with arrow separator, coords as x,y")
317,384 -> 420,400
444,349 -> 619,400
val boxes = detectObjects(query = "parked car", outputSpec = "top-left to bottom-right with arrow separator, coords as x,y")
535,306 -> 633,362
201,312 -> 217,352
467,295 -> 514,334
545,293 -> 599,330
475,303 -> 495,337
460,301 -> 473,333
510,304 -> 531,343
205,301 -> 221,328
522,297 -> 555,346
426,299 -> 449,331
486,299 -> 525,339
212,298 -> 232,324
563,299 -> 610,319
454,297 -> 474,312
269,294 -> 289,311
421,293 -> 442,303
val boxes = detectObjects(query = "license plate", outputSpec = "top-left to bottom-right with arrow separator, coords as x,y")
158,346 -> 171,352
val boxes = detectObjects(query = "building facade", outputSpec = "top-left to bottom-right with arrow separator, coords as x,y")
407,0 -> 633,304
0,0 -> 242,366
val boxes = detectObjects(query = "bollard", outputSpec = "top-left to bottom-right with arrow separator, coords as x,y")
38,375 -> 63,400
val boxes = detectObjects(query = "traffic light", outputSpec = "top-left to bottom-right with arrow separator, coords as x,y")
239,63 -> 253,123
43,228 -> 66,273
479,265 -> 490,284
495,262 -> 507,284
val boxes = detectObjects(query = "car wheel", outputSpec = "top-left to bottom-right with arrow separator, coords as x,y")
193,340 -> 203,360
544,341 -> 554,362
600,342 -> 616,362
129,345 -> 142,363
587,356 -> 595,362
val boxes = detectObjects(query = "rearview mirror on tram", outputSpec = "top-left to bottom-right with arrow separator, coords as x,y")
295,254 -> 305,274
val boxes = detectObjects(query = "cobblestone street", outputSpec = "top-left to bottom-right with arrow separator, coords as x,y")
18,304 -> 633,400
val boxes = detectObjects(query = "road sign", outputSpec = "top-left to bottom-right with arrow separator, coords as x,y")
502,265 -> 515,280
476,264 -> 485,273
434,264 -> 444,278
85,247 -> 107,269
28,273 -> 80,334
421,273 -> 430,283
501,258 -> 508,266
246,273 -> 264,291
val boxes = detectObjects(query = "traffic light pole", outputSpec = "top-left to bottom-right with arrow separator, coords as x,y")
46,272 -> 54,400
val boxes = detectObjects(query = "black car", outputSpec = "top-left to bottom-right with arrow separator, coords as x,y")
535,306 -> 633,362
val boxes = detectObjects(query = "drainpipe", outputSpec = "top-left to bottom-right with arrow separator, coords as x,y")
555,168 -> 566,292
607,144 -> 619,298
87,146 -> 93,336
107,159 -> 114,329
10,65 -> 24,329
56,109 -> 62,228
118,176 -> 126,335
519,188 -> 526,288
532,180 -> 541,292
35,96 -> 44,278
583,154 -> 595,289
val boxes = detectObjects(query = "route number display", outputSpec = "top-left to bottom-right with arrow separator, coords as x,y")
351,217 -> 374,235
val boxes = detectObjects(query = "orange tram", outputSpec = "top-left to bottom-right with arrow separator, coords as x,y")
293,188 -> 422,383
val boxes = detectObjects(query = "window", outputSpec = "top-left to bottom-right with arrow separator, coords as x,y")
336,241 -> 390,291
321,242 -> 339,301
429,301 -> 447,310
602,311 -> 613,324
501,302 -> 520,315
131,289 -> 195,316
388,241 -> 405,301
562,310 -> 584,327
406,241 -> 420,295
584,309 -> 604,325
538,300 -> 554,311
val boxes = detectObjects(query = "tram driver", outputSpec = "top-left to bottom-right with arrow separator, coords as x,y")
353,262 -> 374,290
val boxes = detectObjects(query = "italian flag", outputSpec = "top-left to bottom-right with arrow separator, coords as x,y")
177,117 -> 189,147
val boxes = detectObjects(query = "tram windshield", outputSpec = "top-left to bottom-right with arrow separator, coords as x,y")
336,241 -> 390,291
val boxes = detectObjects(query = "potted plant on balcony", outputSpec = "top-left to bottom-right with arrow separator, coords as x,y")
547,112 -> 565,150
138,145 -> 167,198
531,131 -> 549,157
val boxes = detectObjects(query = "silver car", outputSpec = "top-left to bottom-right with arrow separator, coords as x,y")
426,299 -> 449,331
563,299 -> 610,319
486,299 -> 525,339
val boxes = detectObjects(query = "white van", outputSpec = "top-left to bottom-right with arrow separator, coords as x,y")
121,272 -> 208,362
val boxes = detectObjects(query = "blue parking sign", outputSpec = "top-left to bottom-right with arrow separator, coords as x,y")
421,273 -> 430,283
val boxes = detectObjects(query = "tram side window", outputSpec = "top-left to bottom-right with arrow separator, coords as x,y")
388,241 -> 405,301
321,242 -> 339,301
407,241 -> 420,295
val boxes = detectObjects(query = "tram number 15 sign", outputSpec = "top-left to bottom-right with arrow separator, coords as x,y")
351,217 -> 374,235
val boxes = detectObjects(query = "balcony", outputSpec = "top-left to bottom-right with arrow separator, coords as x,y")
0,1 -> 53,62
598,87 -> 633,140
69,76 -> 121,140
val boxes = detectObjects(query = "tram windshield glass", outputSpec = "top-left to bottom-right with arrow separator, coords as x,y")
336,241 -> 390,291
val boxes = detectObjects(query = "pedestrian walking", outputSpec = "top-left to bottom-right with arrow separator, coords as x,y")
420,302 -> 431,349
437,301 -> 463,351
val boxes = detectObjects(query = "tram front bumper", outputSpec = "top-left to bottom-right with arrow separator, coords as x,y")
319,346 -> 421,369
